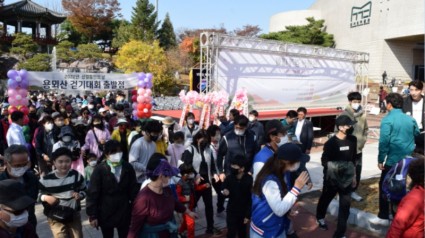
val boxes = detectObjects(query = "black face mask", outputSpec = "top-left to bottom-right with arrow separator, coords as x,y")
28,112 -> 37,119
150,135 -> 159,142
346,127 -> 354,135
199,141 -> 208,150
230,167 -> 240,176
94,124 -> 104,130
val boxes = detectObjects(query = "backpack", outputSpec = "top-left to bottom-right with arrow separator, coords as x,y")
382,157 -> 413,202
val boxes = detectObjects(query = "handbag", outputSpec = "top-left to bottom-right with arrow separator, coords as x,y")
44,173 -> 79,223
92,129 -> 104,152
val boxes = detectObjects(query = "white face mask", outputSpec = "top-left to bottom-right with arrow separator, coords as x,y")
45,123 -> 54,131
248,116 -> 255,122
62,136 -> 72,143
2,210 -> 29,228
234,129 -> 246,136
351,103 -> 360,110
277,136 -> 289,147
9,166 -> 28,177
89,161 -> 97,167
187,119 -> 194,125
187,173 -> 195,179
88,105 -> 94,110
289,162 -> 300,172
108,152 -> 122,163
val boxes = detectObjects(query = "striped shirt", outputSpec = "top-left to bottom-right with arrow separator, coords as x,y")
38,169 -> 86,210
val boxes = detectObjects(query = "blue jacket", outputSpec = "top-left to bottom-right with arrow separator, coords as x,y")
378,109 -> 420,166
251,175 -> 291,238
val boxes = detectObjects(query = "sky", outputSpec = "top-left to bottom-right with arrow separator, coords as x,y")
4,0 -> 316,33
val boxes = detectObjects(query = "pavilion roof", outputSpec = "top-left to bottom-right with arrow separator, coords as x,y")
0,0 -> 66,24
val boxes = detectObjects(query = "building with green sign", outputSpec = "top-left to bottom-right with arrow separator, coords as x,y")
269,0 -> 424,83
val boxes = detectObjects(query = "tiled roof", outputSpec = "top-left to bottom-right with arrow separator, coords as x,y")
0,0 -> 66,24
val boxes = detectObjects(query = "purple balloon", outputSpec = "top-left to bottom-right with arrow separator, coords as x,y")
20,80 -> 29,89
7,79 -> 17,89
144,78 -> 149,83
19,69 -> 28,80
7,70 -> 18,80
138,72 -> 146,80
146,73 -> 153,80
147,82 -> 153,89
137,80 -> 145,87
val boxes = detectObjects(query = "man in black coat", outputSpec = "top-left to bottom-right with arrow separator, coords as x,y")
294,107 -> 314,154
402,80 -> 424,147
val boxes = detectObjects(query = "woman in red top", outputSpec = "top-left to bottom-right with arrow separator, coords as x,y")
386,156 -> 424,238
128,153 -> 197,238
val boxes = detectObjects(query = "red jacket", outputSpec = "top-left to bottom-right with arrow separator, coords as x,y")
176,178 -> 208,210
386,185 -> 424,238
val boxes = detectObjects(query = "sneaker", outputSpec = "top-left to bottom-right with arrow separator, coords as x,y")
351,192 -> 363,202
205,227 -> 222,235
286,232 -> 299,238
316,219 -> 328,230
216,211 -> 226,218
369,217 -> 390,226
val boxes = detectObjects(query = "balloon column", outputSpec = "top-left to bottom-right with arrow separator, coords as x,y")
7,69 -> 30,124
178,90 -> 199,127
228,88 -> 248,116
132,72 -> 154,119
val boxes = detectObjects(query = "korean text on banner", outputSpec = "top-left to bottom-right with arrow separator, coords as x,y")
27,72 -> 138,91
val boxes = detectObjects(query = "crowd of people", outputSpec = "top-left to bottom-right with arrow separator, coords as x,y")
0,80 -> 423,238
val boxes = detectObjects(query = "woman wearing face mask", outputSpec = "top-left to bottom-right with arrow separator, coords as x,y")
128,153 -> 197,238
86,140 -> 139,238
111,119 -> 131,162
35,115 -> 56,176
315,115 -> 357,238
181,130 -> 220,235
81,115 -> 111,160
0,179 -> 37,238
251,144 -> 310,238
252,120 -> 288,182
181,112 -> 200,147
52,126 -> 83,176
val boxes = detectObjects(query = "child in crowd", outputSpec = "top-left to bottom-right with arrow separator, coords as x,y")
176,163 -> 209,238
167,131 -> 186,167
84,153 -> 97,186
222,155 -> 253,238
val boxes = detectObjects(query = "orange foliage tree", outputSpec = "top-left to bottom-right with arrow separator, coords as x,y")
62,0 -> 121,42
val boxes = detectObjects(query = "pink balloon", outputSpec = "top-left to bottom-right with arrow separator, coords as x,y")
8,97 -> 16,106
144,93 -> 149,98
19,89 -> 27,97
137,96 -> 144,104
131,95 -> 137,102
21,98 -> 29,106
138,88 -> 145,95
132,102 -> 137,110
146,89 -> 152,96
15,95 -> 22,101
8,89 -> 16,96
143,96 -> 150,103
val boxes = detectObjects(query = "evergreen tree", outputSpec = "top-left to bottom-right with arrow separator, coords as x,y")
131,0 -> 159,42
158,13 -> 177,50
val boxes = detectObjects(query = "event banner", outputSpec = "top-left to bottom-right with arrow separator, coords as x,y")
215,49 -> 356,111
28,72 -> 138,91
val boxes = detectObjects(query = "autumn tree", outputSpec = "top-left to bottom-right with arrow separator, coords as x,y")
62,0 -> 121,43
19,54 -> 51,71
233,24 -> 261,37
260,17 -> 335,47
115,40 -> 175,94
10,33 -> 38,58
158,13 -> 177,50
131,0 -> 159,42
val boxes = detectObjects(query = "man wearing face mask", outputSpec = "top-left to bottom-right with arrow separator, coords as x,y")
0,179 -> 37,238
129,120 -> 163,184
35,116 -> 55,176
218,109 -> 240,135
217,115 -> 259,182
0,146 -> 38,229
338,92 -> 368,202
248,110 -> 265,147
252,120 -> 287,181
316,115 -> 357,238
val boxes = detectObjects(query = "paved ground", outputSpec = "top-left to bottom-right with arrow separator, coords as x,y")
35,113 -> 386,238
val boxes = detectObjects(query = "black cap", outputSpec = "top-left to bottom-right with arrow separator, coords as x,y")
0,180 -> 35,210
277,143 -> 310,163
335,115 -> 356,126
265,120 -> 286,135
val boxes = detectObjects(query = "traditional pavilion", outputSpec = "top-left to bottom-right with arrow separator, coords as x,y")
0,0 -> 66,46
